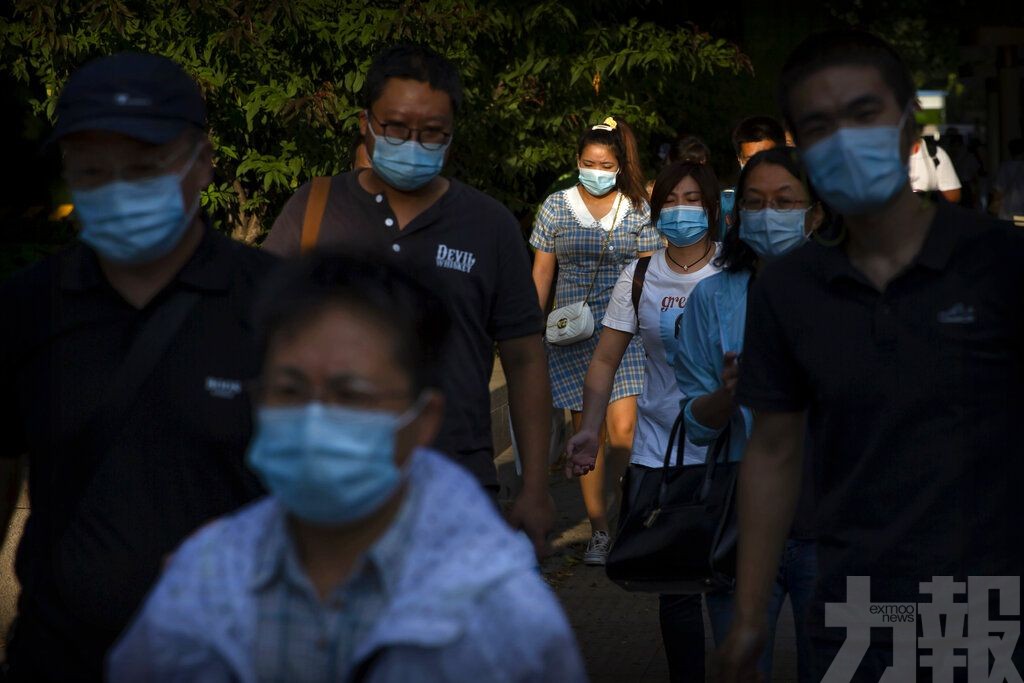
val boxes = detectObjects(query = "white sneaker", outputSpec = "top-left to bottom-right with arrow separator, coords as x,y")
583,531 -> 611,566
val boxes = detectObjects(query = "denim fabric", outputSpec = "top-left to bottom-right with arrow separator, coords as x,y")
703,590 -> 775,675
777,539 -> 818,683
701,540 -> 818,680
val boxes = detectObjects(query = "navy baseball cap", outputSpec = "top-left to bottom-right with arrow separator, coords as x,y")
49,51 -> 206,145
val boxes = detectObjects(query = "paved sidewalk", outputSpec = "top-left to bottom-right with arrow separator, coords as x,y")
497,446 -> 800,683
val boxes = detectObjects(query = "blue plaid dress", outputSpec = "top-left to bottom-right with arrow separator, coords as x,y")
530,188 -> 661,411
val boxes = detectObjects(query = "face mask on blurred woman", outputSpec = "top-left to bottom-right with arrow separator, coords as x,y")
738,207 -> 812,258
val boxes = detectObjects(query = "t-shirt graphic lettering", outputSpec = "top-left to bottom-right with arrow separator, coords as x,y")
436,244 -> 477,273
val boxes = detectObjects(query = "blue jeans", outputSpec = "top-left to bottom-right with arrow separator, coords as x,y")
702,539 -> 818,682
776,539 -> 818,683
627,467 -> 816,681
657,591 -> 772,681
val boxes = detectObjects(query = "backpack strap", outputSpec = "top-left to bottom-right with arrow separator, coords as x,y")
300,176 -> 331,254
631,256 -> 652,320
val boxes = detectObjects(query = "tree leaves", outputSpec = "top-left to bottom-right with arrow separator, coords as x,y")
0,0 -> 750,243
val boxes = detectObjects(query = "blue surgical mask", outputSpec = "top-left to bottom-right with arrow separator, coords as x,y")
739,208 -> 811,258
371,131 -> 448,191
247,400 -> 422,525
802,108 -> 911,215
578,168 -> 618,196
72,145 -> 201,265
658,205 -> 709,247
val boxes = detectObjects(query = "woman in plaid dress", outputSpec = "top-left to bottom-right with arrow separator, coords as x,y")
530,117 -> 661,564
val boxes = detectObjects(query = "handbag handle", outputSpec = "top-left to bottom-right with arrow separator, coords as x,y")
581,193 -> 624,304
654,410 -> 688,510
656,408 -> 732,507
698,425 -> 732,503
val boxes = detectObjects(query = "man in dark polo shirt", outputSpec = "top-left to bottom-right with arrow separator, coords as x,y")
263,45 -> 556,557
719,31 -> 1024,681
0,53 -> 277,681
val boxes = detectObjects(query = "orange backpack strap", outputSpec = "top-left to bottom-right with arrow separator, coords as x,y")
300,177 -> 331,254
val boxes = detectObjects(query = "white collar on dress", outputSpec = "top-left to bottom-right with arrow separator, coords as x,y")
564,186 -> 632,231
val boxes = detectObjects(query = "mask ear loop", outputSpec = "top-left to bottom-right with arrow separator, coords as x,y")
801,163 -> 847,248
802,204 -> 819,240
396,392 -> 431,429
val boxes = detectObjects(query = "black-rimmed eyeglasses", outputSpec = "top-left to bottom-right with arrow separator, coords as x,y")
737,198 -> 811,212
367,110 -> 452,151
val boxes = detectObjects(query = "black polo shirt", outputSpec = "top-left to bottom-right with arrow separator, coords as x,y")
736,204 -> 1024,634
264,171 -> 544,487
0,224 -> 277,680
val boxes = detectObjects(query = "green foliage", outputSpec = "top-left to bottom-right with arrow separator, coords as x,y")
0,0 -> 750,243
826,0 -> 964,91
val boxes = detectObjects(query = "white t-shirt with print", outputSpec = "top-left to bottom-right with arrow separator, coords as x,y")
909,143 -> 961,192
603,249 -> 720,468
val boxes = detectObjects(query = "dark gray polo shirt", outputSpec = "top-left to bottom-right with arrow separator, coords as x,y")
736,203 -> 1024,637
264,171 -> 544,487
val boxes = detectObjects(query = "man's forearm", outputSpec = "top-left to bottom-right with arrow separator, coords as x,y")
500,337 -> 553,493
0,457 -> 24,546
733,439 -> 803,624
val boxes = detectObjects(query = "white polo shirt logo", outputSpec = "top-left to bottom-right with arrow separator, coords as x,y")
436,244 -> 477,274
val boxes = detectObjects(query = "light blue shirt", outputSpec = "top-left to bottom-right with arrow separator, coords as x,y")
673,269 -> 754,462
249,482 -> 414,682
109,449 -> 587,683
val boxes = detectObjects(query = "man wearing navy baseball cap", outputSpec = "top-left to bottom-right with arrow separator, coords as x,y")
0,52 -> 277,681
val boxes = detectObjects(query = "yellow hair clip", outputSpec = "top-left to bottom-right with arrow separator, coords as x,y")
592,116 -> 617,132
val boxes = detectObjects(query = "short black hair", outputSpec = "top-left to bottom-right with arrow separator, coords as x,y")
362,44 -> 464,112
667,135 -> 711,165
731,116 -> 787,156
649,161 -> 721,240
777,29 -> 915,139
254,252 -> 451,394
717,147 -> 831,274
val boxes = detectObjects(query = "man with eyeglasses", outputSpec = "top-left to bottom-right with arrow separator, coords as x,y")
0,53 -> 278,681
264,45 -> 555,559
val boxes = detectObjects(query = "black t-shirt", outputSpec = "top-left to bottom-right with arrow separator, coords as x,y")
264,171 -> 544,487
0,225 -> 277,680
736,204 -> 1024,635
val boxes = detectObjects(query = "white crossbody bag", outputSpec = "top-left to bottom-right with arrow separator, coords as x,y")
545,195 -> 622,346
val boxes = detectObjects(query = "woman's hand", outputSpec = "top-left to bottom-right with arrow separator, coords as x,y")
564,428 -> 601,478
690,351 -> 742,431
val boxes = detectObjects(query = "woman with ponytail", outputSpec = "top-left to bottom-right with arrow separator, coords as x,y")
530,116 -> 659,565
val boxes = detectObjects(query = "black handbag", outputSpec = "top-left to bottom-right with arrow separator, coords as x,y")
605,410 -> 738,594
